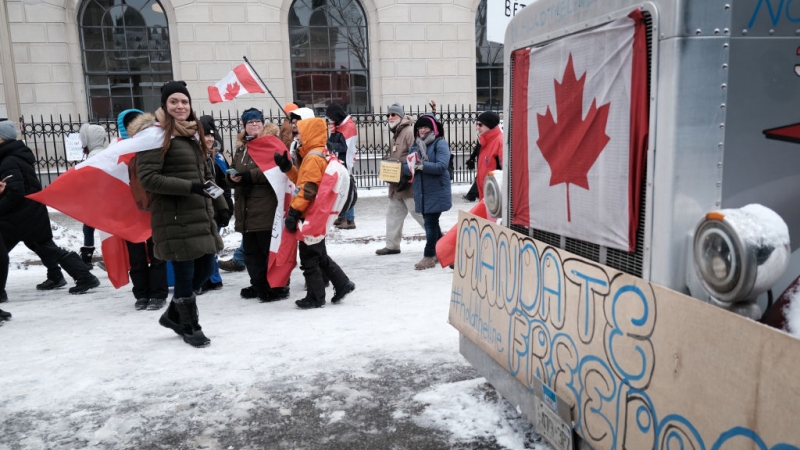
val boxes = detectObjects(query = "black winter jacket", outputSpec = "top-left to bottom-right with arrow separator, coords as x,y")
0,139 -> 52,243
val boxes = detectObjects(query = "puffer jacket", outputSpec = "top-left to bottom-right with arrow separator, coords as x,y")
136,125 -> 225,262
386,115 -> 415,200
230,140 -> 278,233
287,118 -> 328,217
0,139 -> 52,243
80,123 -> 108,158
476,125 -> 503,199
402,136 -> 452,214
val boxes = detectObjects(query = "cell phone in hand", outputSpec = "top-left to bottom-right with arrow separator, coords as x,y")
203,180 -> 224,199
226,168 -> 240,176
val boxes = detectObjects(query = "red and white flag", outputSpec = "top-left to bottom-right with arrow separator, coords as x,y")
28,126 -> 163,244
300,154 -> 349,243
510,11 -> 648,251
99,232 -> 131,289
245,136 -> 297,288
207,64 -> 265,104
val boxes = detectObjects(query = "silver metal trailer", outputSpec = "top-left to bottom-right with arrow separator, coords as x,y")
457,1 -> 800,448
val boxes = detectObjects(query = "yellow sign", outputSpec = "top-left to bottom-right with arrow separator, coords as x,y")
379,160 -> 401,183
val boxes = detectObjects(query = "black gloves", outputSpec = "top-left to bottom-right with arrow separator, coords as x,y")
274,151 -> 293,173
190,182 -> 212,198
215,209 -> 231,227
466,158 -> 475,170
284,208 -> 302,232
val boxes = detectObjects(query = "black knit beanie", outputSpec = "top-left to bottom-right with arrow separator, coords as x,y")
326,102 -> 347,125
160,81 -> 191,107
477,111 -> 500,130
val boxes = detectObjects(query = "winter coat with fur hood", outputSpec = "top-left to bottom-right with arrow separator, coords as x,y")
230,131 -> 279,233
133,112 -> 225,262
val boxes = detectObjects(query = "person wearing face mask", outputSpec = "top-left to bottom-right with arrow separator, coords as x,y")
197,115 -> 232,293
227,109 -> 290,302
136,81 -> 228,348
400,114 -> 452,270
375,104 -> 424,256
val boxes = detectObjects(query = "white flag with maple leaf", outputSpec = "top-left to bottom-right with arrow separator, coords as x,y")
207,64 -> 266,104
510,11 -> 648,252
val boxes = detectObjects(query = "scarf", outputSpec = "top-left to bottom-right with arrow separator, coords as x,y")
155,108 -> 198,138
415,132 -> 436,162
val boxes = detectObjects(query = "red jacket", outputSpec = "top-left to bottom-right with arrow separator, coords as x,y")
477,126 -> 503,199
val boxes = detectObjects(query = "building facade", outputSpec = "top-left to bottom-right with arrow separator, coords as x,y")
0,0 -> 503,121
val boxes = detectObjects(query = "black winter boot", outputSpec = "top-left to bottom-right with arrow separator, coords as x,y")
79,246 -> 95,269
331,281 -> 355,304
0,309 -> 11,321
59,251 -> 100,294
69,274 -> 100,294
158,299 -> 183,336
174,296 -> 210,348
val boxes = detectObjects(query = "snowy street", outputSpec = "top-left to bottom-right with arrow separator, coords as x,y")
0,187 -> 550,450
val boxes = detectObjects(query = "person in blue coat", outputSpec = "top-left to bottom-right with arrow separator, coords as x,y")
401,114 -> 452,270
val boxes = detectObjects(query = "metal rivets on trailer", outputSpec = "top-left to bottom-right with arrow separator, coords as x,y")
723,43 -> 729,49
742,29 -> 748,35
720,83 -> 727,90
714,29 -> 720,35
719,123 -> 725,129
724,4 -> 730,9
723,28 -> 729,34
722,64 -> 728,70
720,104 -> 725,110
696,29 -> 702,35
718,143 -> 724,150
769,29 -> 775,35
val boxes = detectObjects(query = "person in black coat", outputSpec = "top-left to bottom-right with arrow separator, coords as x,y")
0,120 -> 99,296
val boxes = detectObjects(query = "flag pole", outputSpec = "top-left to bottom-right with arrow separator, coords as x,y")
243,56 -> 289,118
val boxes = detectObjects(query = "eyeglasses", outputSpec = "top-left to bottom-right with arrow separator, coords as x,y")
246,120 -> 262,125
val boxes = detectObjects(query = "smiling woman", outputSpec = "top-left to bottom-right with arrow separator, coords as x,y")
135,80 -> 230,348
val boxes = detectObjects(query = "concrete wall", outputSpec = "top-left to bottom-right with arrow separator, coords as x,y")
3,0 -> 479,119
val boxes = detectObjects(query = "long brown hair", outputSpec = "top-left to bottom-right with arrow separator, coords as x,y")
158,107 -> 209,157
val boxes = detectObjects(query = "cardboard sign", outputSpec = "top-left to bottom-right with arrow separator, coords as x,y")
449,212 -> 800,450
379,160 -> 401,183
65,133 -> 83,162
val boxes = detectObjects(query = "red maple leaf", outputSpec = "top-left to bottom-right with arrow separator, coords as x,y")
223,82 -> 241,101
536,54 -> 611,222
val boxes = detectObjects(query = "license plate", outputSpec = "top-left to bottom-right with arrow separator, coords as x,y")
537,399 -> 573,450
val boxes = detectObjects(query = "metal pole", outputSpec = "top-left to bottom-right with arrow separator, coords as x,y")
242,56 -> 289,118
0,1 -> 21,122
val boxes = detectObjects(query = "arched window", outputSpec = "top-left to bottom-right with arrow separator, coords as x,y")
79,0 -> 173,120
476,0 -> 503,111
289,0 -> 370,114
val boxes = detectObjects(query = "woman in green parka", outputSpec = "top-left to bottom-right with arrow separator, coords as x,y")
136,81 -> 230,348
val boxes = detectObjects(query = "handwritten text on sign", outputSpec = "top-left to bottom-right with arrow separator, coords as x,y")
448,213 -> 800,450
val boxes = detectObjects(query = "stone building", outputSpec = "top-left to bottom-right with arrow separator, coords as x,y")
0,0 -> 503,120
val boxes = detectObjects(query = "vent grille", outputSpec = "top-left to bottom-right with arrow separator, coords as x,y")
507,11 -> 652,278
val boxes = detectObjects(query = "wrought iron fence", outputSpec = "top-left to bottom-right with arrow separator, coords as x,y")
19,104 -> 499,188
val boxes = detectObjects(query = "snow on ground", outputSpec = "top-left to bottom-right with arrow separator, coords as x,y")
0,186 -> 551,450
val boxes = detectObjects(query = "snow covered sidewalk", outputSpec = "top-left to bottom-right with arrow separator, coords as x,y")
0,187 -> 550,450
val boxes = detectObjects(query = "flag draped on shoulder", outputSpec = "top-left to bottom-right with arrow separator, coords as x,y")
300,152 -> 349,243
244,136 -> 297,288
510,10 -> 648,251
28,125 -> 164,244
207,64 -> 265,104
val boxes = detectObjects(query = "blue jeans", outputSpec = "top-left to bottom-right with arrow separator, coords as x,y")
338,206 -> 354,221
233,242 -> 245,266
171,253 -> 216,298
209,227 -> 222,283
423,212 -> 442,257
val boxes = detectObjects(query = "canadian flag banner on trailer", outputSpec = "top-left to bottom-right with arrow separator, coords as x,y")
510,11 -> 648,251
207,64 -> 266,104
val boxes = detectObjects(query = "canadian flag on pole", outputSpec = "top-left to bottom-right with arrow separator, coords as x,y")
510,11 -> 648,251
243,136 -> 297,288
28,126 -> 163,244
207,64 -> 265,104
